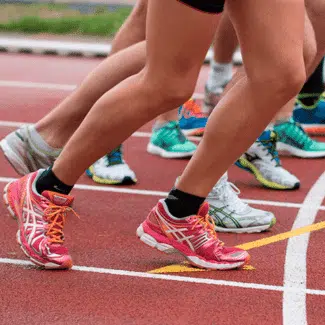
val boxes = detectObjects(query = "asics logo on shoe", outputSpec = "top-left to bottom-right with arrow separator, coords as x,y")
209,205 -> 242,229
14,131 -> 25,142
156,209 -> 211,251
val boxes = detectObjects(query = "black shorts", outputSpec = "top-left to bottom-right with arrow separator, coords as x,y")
178,0 -> 225,14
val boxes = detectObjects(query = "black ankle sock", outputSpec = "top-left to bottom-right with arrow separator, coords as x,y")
36,167 -> 73,195
164,188 -> 205,219
298,95 -> 321,107
298,58 -> 324,108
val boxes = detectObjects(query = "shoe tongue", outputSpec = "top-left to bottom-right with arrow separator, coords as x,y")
42,191 -> 74,206
197,202 -> 209,217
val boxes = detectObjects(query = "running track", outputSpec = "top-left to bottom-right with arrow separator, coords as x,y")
0,53 -> 324,325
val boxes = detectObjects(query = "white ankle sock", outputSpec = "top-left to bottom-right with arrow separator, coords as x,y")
206,60 -> 233,92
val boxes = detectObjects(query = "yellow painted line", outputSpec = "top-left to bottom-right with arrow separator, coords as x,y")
236,220 -> 325,251
148,263 -> 206,274
149,262 -> 255,274
148,220 -> 325,274
243,265 -> 256,271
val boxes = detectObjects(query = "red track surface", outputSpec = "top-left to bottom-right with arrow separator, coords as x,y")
0,53 -> 324,325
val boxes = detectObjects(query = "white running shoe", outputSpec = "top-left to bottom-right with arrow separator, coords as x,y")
236,131 -> 300,190
207,174 -> 276,233
86,145 -> 137,185
0,125 -> 60,176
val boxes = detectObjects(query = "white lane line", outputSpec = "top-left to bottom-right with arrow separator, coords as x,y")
0,80 -> 76,91
0,257 -> 324,296
0,79 -> 204,99
0,121 -> 199,142
0,120 -> 153,138
283,172 -> 325,325
0,176 -> 323,210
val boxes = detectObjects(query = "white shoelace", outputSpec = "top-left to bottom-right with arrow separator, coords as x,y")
210,181 -> 249,214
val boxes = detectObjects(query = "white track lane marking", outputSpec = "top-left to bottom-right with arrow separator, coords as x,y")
0,79 -> 204,99
283,172 -> 325,325
0,176 -> 323,211
0,257 -> 324,295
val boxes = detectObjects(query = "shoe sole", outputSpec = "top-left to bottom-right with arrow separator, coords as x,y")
236,158 -> 300,190
301,124 -> 325,136
0,139 -> 30,176
147,143 -> 196,159
181,128 -> 205,137
136,224 -> 249,270
276,142 -> 325,158
86,167 -> 137,185
215,217 -> 277,234
3,182 -> 72,270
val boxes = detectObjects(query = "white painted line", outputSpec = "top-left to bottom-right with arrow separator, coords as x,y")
0,80 -> 204,100
0,257 -> 324,296
0,80 -> 76,91
0,38 -> 112,56
0,176 -> 323,211
0,120 -> 153,138
283,172 -> 325,325
0,79 -> 202,97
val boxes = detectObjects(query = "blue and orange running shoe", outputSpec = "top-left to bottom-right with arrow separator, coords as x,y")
178,99 -> 208,137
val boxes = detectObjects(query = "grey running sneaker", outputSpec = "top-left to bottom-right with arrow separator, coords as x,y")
207,174 -> 276,233
0,125 -> 60,175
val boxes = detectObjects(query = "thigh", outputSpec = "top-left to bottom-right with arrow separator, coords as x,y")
305,0 -> 325,70
226,0 -> 305,80
144,0 -> 220,81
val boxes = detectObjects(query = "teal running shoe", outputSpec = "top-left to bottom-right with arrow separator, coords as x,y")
147,121 -> 197,158
275,118 -> 325,158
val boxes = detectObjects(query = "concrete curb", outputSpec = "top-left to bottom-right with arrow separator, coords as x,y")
0,37 -> 243,64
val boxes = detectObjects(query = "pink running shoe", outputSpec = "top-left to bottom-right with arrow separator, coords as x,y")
3,170 -> 75,269
137,200 -> 250,270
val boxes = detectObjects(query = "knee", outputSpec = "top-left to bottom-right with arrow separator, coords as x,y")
143,70 -> 197,110
251,62 -> 306,104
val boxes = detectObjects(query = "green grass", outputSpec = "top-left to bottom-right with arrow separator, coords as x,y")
0,4 -> 132,36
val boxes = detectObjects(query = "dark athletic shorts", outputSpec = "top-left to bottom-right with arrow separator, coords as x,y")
178,0 -> 225,13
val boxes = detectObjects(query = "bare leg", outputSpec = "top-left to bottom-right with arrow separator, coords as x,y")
178,0 -> 306,197
213,12 -> 238,64
110,0 -> 147,54
155,109 -> 178,125
52,0 -> 220,184
35,0 -> 149,148
204,11 -> 238,113
273,11 -> 317,123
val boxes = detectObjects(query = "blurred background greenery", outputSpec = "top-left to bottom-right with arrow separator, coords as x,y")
0,2 -> 134,36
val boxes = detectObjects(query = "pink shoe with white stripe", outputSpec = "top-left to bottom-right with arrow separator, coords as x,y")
3,170 -> 75,269
137,200 -> 250,270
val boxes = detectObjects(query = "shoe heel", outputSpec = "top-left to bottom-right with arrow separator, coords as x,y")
3,182 -> 17,220
136,224 -> 177,254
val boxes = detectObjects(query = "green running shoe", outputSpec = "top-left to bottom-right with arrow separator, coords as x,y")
275,118 -> 325,158
147,121 -> 197,158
